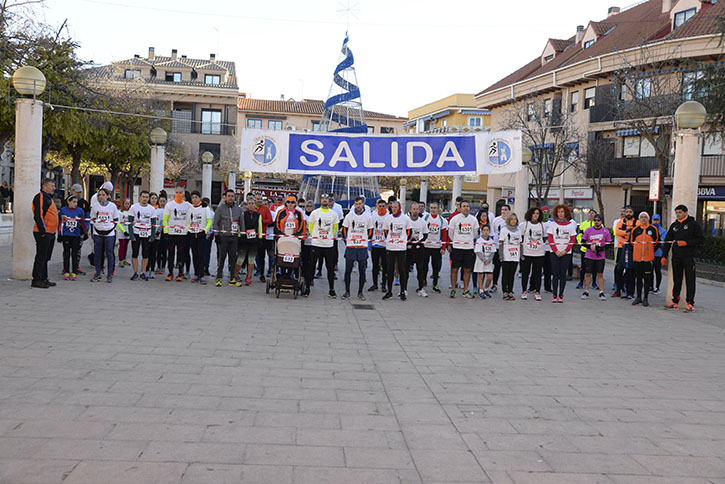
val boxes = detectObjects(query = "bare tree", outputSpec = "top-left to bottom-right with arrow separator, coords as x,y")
576,133 -> 613,216
504,96 -> 583,206
164,135 -> 200,184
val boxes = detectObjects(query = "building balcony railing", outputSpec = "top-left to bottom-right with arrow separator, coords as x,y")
592,156 -> 670,179
589,94 -> 683,124
423,126 -> 490,134
700,155 -> 725,177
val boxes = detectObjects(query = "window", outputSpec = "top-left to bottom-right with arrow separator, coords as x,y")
468,117 -> 482,127
570,91 -> 579,112
583,39 -> 595,49
544,54 -> 554,62
584,87 -> 596,109
198,142 -> 220,162
634,78 -> 651,99
124,69 -> 141,79
442,119 -> 448,128
204,74 -> 221,85
367,126 -> 375,133
544,99 -> 552,118
247,118 -> 262,129
311,120 -> 321,131
682,71 -> 704,100
165,72 -> 182,82
268,120 -> 282,130
171,109 -> 192,133
674,8 -> 696,28
623,136 -> 654,157
201,109 -> 222,134
526,103 -> 535,121
703,133 -> 723,155
380,127 -> 394,134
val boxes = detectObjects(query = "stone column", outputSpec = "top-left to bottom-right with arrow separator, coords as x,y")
149,145 -> 165,195
227,171 -> 236,194
419,177 -> 428,205
201,162 -> 212,201
514,166 -> 529,218
12,99 -> 43,280
451,175 -> 462,211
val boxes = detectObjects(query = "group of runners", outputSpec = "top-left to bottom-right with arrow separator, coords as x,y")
33,180 -> 704,311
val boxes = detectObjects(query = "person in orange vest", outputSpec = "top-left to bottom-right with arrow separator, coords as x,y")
31,178 -> 59,288
613,206 -> 636,299
628,211 -> 660,307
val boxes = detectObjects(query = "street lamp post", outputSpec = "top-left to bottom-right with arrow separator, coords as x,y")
149,127 -> 167,195
514,147 -> 533,218
665,101 -> 706,306
201,151 -> 213,201
11,66 -> 46,281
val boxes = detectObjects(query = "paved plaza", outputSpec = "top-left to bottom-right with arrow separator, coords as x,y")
1,242 -> 725,484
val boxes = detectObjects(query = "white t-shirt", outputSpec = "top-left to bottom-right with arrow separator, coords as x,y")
118,210 -> 130,239
187,204 -> 211,234
424,214 -> 448,249
164,200 -> 191,235
383,213 -> 412,252
519,221 -> 547,257
370,212 -> 388,248
129,203 -> 156,238
448,213 -> 479,250
331,202 -> 344,222
308,208 -> 340,248
499,226 -> 522,262
343,210 -> 372,248
547,220 -> 577,254
302,211 -> 313,246
492,215 -> 507,239
474,236 -> 498,273
91,202 -> 120,236
409,216 -> 429,244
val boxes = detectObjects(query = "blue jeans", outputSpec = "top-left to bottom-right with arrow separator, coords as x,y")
550,252 -> 572,297
94,234 -> 115,275
344,247 -> 368,294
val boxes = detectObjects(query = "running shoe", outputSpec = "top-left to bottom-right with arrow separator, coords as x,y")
229,278 -> 237,286
558,296 -> 564,303
484,291 -> 492,299
575,282 -> 583,289
665,302 -> 679,310
176,275 -> 184,282
342,292 -> 351,300
632,297 -> 642,306
551,296 -> 558,303
357,293 -> 365,301
611,290 -> 621,298
642,298 -> 649,307
315,272 -> 322,279
106,274 -> 113,283
91,274 -> 102,282
245,277 -> 251,286
598,292 -> 606,300
140,273 -> 148,281
417,288 -> 428,298
449,290 -> 456,298
394,277 -> 400,286
260,275 -> 266,283
479,290 -> 486,299
534,292 -> 542,301
581,291 -> 589,299
432,285 -> 441,294
624,294 -> 634,300
490,284 -> 498,293
200,277 -> 208,285
190,276 -> 198,283
165,274 -> 173,281
184,272 -> 190,279
75,268 -> 86,275
215,278 -> 222,287
683,304 -> 695,313
130,272 -> 139,281
367,284 -> 378,292
70,273 -> 77,281
509,293 -> 516,300
63,273 -> 70,281
651,288 -> 660,294
521,291 -> 528,300
400,291 -> 407,301
234,279 -> 243,287
328,290 -> 337,299
382,292 -> 393,300
463,291 -> 474,299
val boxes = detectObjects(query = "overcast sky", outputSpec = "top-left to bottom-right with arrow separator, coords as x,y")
42,0 -> 631,117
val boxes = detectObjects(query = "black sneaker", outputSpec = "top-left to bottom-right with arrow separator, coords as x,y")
31,280 -> 49,288
328,290 -> 337,299
43,279 -> 56,287
367,284 -> 378,292
399,291 -> 407,301
632,297 -> 642,306
341,292 -> 350,300
382,292 -> 393,300
642,298 -> 649,307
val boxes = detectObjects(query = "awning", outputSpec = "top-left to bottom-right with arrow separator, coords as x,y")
403,120 -> 415,128
616,127 -> 660,137
460,109 -> 491,115
431,110 -> 450,120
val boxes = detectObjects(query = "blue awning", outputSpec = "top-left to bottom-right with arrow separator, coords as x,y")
403,120 -> 415,128
431,110 -> 450,120
460,109 -> 491,115
616,127 -> 660,137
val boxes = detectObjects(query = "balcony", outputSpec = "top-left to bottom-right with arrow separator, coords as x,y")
592,156 -> 669,179
700,155 -> 725,177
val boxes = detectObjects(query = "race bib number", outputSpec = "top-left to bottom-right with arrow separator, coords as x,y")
246,229 -> 257,238
231,221 -> 239,233
460,223 -> 472,234
97,212 -> 111,223
350,233 -> 365,245
508,246 -> 520,258
65,218 -> 78,230
373,230 -> 385,242
319,230 -> 330,239
285,221 -> 296,231
138,228 -> 150,238
283,254 -> 294,263
527,240 -> 541,251
189,223 -> 200,232
429,225 -> 440,234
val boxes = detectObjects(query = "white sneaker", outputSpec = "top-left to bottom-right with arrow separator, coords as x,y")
521,291 -> 528,300
598,292 -> 607,300
418,288 -> 428,298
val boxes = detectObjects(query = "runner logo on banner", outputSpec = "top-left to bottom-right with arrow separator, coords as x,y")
240,129 -> 523,176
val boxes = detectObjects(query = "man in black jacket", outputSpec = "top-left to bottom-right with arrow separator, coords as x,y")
662,204 -> 704,312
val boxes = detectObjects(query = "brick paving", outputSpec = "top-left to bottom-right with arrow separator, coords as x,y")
1,242 -> 724,483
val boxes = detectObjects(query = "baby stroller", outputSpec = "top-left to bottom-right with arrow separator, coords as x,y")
266,236 -> 304,299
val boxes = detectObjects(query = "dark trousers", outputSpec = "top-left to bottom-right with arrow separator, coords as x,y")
167,234 -> 187,276
672,255 -> 696,305
386,250 -> 408,294
425,247 -> 442,286
93,234 -> 115,276
301,244 -> 312,287
185,235 -> 193,273
520,255 -> 544,293
216,235 -> 238,279
311,246 -> 336,291
542,251 -> 552,291
501,260 -> 518,293
188,232 -> 206,278
653,259 -> 662,290
551,252 -> 572,297
62,236 -> 81,274
370,247 -> 387,287
408,247 -> 427,290
75,236 -> 84,272
492,252 -> 501,286
32,232 -> 55,283
156,234 -> 168,271
344,249 -> 368,294
149,238 -> 158,272
634,260 -> 653,299
615,246 -> 634,295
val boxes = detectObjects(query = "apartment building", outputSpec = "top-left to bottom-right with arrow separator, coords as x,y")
476,0 -> 724,231
89,47 -> 239,202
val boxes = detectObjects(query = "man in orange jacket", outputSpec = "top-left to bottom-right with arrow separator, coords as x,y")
32,179 -> 58,288
629,211 -> 659,307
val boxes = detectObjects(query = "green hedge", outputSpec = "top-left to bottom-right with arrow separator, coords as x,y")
697,236 -> 725,265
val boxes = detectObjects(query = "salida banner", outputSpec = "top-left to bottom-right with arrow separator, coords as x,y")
240,129 -> 522,176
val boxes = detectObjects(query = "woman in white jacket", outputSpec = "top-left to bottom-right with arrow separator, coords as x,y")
519,207 -> 547,301
499,213 -> 522,300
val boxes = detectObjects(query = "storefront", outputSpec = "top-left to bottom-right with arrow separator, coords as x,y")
698,186 -> 725,237
529,187 -> 595,223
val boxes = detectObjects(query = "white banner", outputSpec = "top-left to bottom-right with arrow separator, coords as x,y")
240,129 -> 522,176
649,169 -> 661,201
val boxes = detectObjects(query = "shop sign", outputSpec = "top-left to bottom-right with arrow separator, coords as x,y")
697,186 -> 725,200
564,187 -> 593,200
